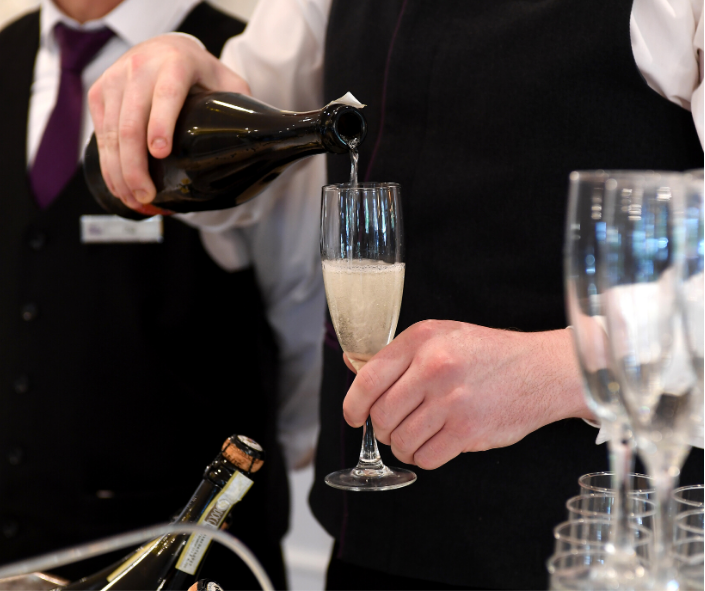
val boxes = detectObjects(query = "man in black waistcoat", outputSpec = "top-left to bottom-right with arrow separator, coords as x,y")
71,1 -> 705,589
0,1 -> 290,588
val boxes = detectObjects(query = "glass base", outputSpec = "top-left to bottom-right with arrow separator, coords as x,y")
325,465 -> 417,491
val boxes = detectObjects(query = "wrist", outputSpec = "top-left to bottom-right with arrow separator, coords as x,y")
524,328 -> 596,425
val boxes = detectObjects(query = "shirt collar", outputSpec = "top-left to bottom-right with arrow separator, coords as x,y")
40,0 -> 201,49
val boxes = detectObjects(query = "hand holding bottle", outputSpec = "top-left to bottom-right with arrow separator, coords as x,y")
342,321 -> 595,470
87,33 -> 250,210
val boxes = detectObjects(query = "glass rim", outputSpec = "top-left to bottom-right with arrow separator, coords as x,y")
578,472 -> 654,494
546,549 -> 648,573
674,485 -> 705,507
569,169 -> 682,181
553,517 -> 652,541
553,517 -> 652,542
323,181 -> 401,190
565,494 -> 656,517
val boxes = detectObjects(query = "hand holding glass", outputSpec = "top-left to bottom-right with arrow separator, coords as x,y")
320,182 -> 416,491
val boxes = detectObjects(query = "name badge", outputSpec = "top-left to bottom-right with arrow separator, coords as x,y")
80,215 -> 163,244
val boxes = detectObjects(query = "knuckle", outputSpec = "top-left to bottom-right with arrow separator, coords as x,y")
369,405 -> 391,432
411,319 -> 436,340
154,80 -> 182,102
414,452 -> 440,471
126,53 -> 148,78
100,129 -> 119,150
87,84 -> 102,111
423,350 -> 458,379
101,67 -> 121,91
356,365 -> 380,394
390,429 -> 412,454
118,120 -> 142,142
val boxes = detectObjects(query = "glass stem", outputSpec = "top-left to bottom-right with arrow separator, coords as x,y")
609,420 -> 637,559
356,416 -> 385,470
643,450 -> 679,586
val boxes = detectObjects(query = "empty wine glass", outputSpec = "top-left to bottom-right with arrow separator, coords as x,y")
320,182 -> 416,491
601,171 -> 699,587
679,169 -> 704,445
564,171 -> 642,577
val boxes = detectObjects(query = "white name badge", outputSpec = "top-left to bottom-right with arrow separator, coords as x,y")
80,215 -> 163,244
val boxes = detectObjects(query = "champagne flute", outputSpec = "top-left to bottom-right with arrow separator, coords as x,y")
320,182 -> 417,491
564,171 -> 643,581
679,169 -> 704,444
601,171 -> 698,587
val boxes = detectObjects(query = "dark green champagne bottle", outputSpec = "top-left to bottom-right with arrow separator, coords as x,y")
63,435 -> 265,590
83,92 -> 367,220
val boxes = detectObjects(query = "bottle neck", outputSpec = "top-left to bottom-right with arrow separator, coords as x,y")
172,456 -> 254,576
176,456 -> 250,525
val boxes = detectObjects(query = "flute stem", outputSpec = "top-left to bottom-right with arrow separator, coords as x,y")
357,416 -> 386,470
609,421 -> 637,559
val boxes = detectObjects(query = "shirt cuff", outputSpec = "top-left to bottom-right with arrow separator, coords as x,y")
583,418 -> 609,445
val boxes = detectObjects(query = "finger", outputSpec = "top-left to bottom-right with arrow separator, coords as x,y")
343,347 -> 414,428
87,79 -> 105,140
118,58 -> 159,202
387,399 -> 446,465
121,192 -> 143,211
412,424 -> 468,471
342,353 -> 357,374
88,78 -> 119,201
98,69 -> 133,201
146,61 -> 194,160
368,371 -> 425,445
343,329 -> 420,427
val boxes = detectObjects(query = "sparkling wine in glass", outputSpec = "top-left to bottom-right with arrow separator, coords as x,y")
320,181 -> 417,491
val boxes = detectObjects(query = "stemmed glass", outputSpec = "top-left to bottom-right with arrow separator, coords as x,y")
564,171 -> 644,582
600,171 -> 699,588
320,182 -> 417,491
679,170 -> 704,443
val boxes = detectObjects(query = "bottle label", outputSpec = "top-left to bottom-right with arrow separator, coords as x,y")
176,471 -> 253,575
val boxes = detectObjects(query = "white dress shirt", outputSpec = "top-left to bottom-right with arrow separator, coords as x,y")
185,0 -> 704,455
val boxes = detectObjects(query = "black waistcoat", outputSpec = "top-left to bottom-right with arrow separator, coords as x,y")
312,2 -> 704,589
0,4 -> 289,568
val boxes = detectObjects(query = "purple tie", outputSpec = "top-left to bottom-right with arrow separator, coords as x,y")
30,23 -> 113,208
